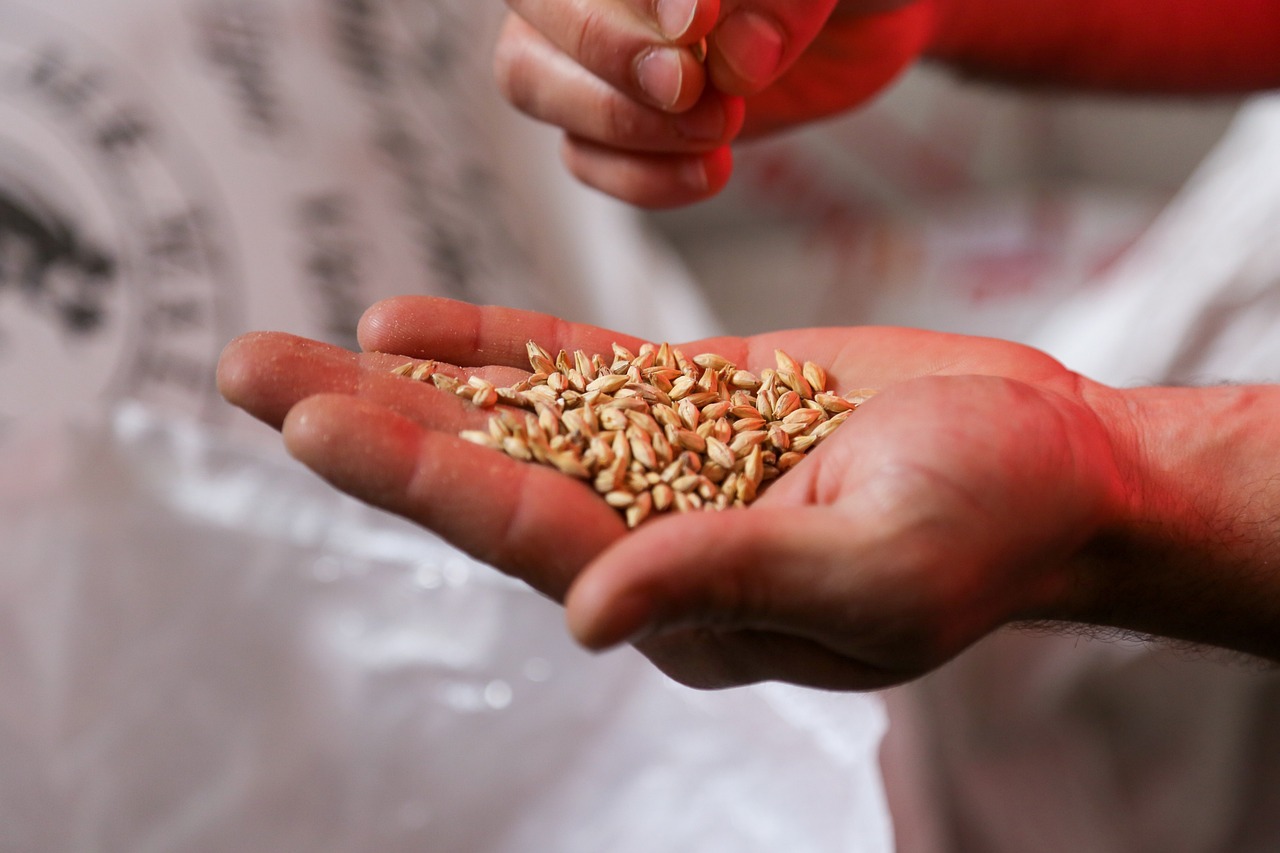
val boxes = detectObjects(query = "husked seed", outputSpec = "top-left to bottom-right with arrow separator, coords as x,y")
777,451 -> 806,471
693,352 -> 734,371
802,361 -> 827,392
393,339 -> 869,526
783,407 -> 823,429
669,375 -> 698,400
811,410 -> 852,441
595,467 -> 623,494
744,445 -> 764,488
721,472 -> 739,500
599,407 -> 629,431
677,398 -> 700,430
656,342 -> 674,367
779,370 -> 814,399
774,349 -> 803,377
549,450 -> 591,479
431,373 -> 460,393
672,473 -> 701,492
651,430 -> 674,465
605,490 -> 636,508
587,373 -> 629,394
816,393 -> 855,413
502,436 -> 533,460
790,434 -> 817,453
730,430 -> 768,456
652,404 -> 683,430
772,390 -> 802,419
675,429 -> 707,453
706,436 -> 735,470
626,491 -> 653,528
526,342 -> 556,375
629,431 -> 658,470
460,430 -> 499,449
701,400 -> 732,421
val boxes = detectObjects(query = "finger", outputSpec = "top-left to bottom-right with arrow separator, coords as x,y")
359,296 -> 676,367
706,0 -> 839,95
216,331 -> 512,432
496,16 -> 743,152
283,394 -> 625,600
500,1 -> 712,112
217,332 -> 386,428
562,136 -> 734,208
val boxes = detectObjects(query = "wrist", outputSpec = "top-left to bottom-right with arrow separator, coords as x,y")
1067,383 -> 1280,661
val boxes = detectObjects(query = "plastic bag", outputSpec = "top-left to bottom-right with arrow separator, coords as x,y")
0,404 -> 891,852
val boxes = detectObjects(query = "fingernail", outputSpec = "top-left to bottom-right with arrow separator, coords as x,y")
715,10 -> 783,88
636,47 -> 683,109
679,156 -> 709,194
656,0 -> 697,40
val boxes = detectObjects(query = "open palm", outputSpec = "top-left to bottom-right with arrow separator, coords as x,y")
218,296 -> 1128,690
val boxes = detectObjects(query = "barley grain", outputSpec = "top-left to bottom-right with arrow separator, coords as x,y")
391,339 -> 871,526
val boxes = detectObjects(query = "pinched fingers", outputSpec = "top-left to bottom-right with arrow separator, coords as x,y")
497,16 -> 742,153
704,0 -> 840,95
499,0 -> 714,113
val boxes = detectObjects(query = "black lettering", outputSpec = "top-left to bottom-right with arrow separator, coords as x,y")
145,210 -> 207,275
329,0 -> 388,92
197,1 -> 285,137
146,297 -> 204,330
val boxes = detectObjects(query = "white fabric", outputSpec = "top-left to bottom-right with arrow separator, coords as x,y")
0,1 -> 892,850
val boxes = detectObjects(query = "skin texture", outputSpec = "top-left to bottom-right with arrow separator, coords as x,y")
495,0 -> 1280,206
494,0 -> 931,206
219,299 -> 1280,688
219,297 -> 1146,691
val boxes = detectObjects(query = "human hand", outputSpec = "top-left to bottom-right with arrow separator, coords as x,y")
218,296 -> 1148,690
494,0 -> 936,207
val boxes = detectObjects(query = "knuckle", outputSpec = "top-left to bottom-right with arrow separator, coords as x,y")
570,6 -> 610,65
492,40 -> 537,115
598,97 -> 646,143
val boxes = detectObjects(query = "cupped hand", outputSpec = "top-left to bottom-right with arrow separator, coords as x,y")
494,0 -> 935,207
217,296 -> 1131,690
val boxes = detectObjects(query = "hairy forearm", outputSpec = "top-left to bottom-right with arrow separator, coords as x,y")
926,0 -> 1280,94
1068,384 -> 1280,661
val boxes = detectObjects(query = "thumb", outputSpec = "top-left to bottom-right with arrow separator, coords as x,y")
564,505 -> 860,651
707,0 -> 840,94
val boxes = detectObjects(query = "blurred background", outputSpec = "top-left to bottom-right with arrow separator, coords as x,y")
4,0 -> 1280,850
